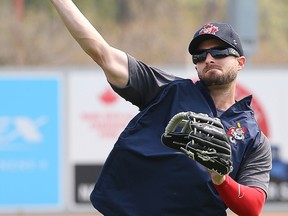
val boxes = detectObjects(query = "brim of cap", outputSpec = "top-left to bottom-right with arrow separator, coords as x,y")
188,34 -> 230,55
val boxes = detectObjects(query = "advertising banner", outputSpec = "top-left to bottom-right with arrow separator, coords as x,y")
74,164 -> 103,204
68,71 -> 138,206
238,69 -> 288,205
0,75 -> 62,208
68,71 -> 138,164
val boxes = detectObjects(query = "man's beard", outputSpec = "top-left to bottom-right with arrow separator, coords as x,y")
198,67 -> 237,86
199,73 -> 237,86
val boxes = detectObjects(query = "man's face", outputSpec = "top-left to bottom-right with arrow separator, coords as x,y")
194,39 -> 245,87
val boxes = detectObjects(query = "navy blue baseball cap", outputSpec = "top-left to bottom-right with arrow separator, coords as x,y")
188,22 -> 244,56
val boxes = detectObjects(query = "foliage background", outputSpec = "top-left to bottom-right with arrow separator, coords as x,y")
0,0 -> 287,67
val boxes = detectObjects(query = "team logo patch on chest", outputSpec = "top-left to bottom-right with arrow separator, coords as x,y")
227,122 -> 247,144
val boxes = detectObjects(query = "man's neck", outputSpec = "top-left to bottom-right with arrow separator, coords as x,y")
208,82 -> 236,111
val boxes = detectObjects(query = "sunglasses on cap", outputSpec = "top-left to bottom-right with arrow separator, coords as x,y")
192,47 -> 240,64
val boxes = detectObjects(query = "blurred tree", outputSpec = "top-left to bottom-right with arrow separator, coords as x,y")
251,0 -> 288,64
14,0 -> 24,21
0,0 -> 287,66
25,0 -> 52,10
115,0 -> 132,24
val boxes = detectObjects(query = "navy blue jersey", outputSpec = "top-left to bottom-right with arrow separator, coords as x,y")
90,55 -> 272,216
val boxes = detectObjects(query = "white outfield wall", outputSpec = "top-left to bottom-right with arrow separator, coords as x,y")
0,66 -> 287,213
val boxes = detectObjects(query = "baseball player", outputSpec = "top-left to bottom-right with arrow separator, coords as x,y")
51,1 -> 272,215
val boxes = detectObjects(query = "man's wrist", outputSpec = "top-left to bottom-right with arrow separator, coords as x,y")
211,174 -> 226,185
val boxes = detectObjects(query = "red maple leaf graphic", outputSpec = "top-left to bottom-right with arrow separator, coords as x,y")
100,89 -> 118,104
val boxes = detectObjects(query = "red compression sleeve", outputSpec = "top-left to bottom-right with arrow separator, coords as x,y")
213,176 -> 266,216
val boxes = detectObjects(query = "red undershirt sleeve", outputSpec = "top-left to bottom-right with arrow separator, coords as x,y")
213,175 -> 266,216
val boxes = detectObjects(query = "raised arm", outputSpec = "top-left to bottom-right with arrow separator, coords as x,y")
50,0 -> 129,88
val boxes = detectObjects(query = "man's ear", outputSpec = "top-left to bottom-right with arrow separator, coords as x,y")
237,56 -> 246,70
